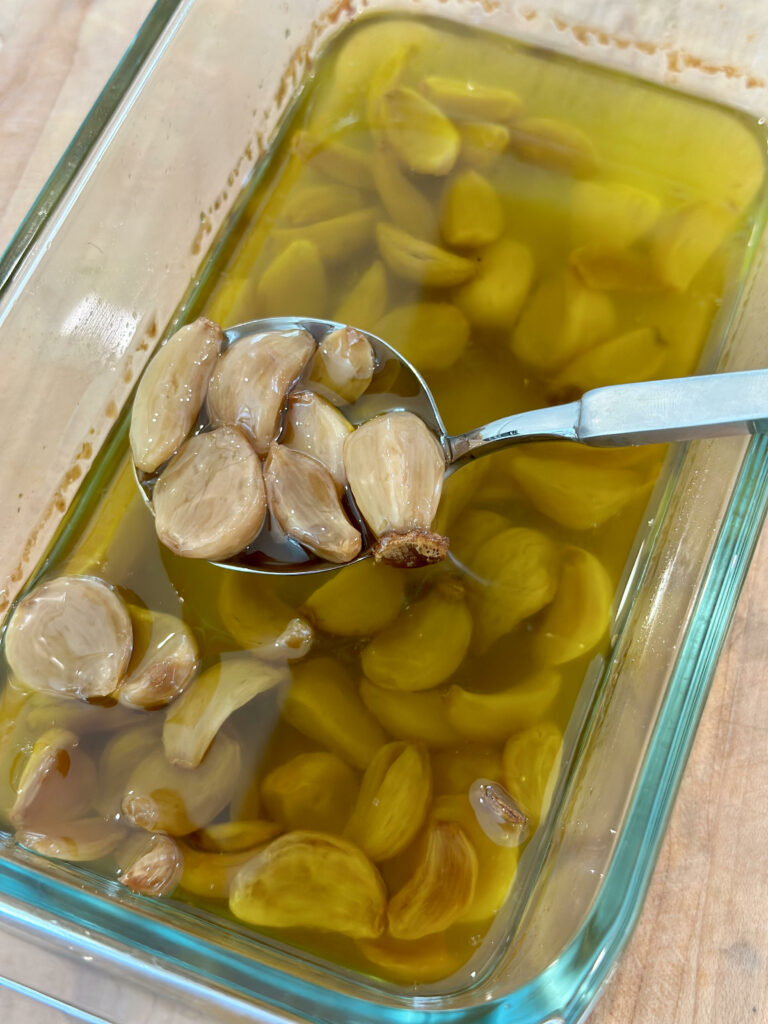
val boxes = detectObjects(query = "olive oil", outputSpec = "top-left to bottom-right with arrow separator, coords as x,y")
1,12 -> 766,990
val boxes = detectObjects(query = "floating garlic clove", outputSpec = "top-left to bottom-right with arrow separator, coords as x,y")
468,778 -> 529,847
153,426 -> 266,560
308,326 -> 375,406
130,317 -> 224,473
17,817 -> 125,861
206,329 -> 315,454
343,411 -> 448,568
163,657 -> 289,769
283,390 -> 353,492
4,575 -> 133,701
121,730 -> 241,835
264,444 -> 362,564
117,832 -> 184,897
10,727 -> 96,829
117,605 -> 198,710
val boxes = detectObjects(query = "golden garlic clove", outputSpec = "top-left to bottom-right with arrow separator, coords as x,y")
191,820 -> 283,853
358,933 -> 465,983
264,443 -> 362,564
179,842 -> 274,900
377,222 -> 475,287
421,76 -> 523,122
118,605 -> 198,710
117,832 -> 184,897
17,817 -> 125,862
283,390 -> 353,492
280,183 -> 365,226
130,317 -> 224,474
453,238 -> 534,330
10,727 -> 96,829
502,721 -> 562,826
96,722 -> 163,818
344,741 -> 432,861
387,820 -> 478,940
254,240 -> 327,319
445,669 -> 561,742
375,303 -> 469,372
163,657 -> 289,769
549,326 -> 666,398
508,116 -> 597,177
360,680 -> 464,748
431,743 -> 503,797
302,558 -> 405,637
4,575 -> 133,701
308,326 -> 375,406
371,143 -> 438,239
343,411 -> 448,568
334,260 -> 389,334
458,121 -> 510,171
261,751 -> 359,834
206,328 -> 315,454
121,730 -> 241,835
217,575 -> 314,661
229,831 -> 387,938
153,426 -> 266,560
292,130 -> 375,189
380,86 -> 460,176
272,208 -> 378,265
440,170 -> 504,249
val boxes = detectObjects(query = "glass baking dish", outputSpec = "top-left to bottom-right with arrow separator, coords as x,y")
1,1 -> 768,1020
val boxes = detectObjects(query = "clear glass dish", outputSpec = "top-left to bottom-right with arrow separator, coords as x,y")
1,1 -> 768,1021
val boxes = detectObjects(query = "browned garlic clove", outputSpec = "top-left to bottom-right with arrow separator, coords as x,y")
283,390 -> 353,492
264,444 -> 362,564
10,727 -> 96,829
153,426 -> 266,560
118,606 -> 199,710
16,817 -> 126,861
4,576 -> 133,701
117,833 -> 184,897
308,326 -> 375,406
343,411 -> 448,567
206,329 -> 315,454
130,317 -> 224,473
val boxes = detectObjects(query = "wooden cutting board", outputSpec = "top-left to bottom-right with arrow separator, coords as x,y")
0,2 -> 765,1021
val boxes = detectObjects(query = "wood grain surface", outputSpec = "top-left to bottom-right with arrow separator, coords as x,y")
0,2 -> 766,1022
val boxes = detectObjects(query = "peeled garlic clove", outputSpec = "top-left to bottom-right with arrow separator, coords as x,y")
280,182 -> 364,225
254,239 -> 327,319
4,576 -> 133,701
381,86 -> 460,175
550,326 -> 667,398
153,427 -> 266,560
117,833 -> 184,897
431,744 -> 503,797
468,778 -> 529,847
377,222 -> 475,287
361,578 -> 473,690
283,390 -> 353,492
502,721 -> 562,825
207,329 -> 315,454
264,444 -> 362,564
218,575 -> 314,661
282,656 -> 386,770
571,180 -> 661,250
17,817 -> 125,861
421,76 -> 523,122
179,842 -> 270,900
453,238 -> 534,330
261,752 -> 359,834
118,605 -> 198,710
191,820 -> 283,853
387,820 -> 478,939
441,170 -> 504,249
344,741 -> 432,861
10,727 -> 96,829
163,657 -> 289,769
334,260 -> 388,334
343,411 -> 448,568
508,116 -> 597,177
96,722 -> 162,818
122,730 -> 241,835
446,670 -> 561,743
308,326 -> 375,406
358,933 -> 464,983
130,317 -> 224,473
230,831 -> 387,938
360,680 -> 464,748
651,200 -> 733,291
371,143 -> 438,239
458,121 -> 510,171
272,208 -> 378,264
302,558 -> 405,637
292,130 -> 375,189
376,303 -> 469,372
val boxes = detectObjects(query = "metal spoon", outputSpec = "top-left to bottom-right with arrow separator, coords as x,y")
137,315 -> 768,576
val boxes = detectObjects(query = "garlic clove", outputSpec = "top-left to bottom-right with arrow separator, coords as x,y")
308,326 -> 375,406
118,605 -> 199,710
206,329 -> 315,454
17,817 -> 125,861
343,411 -> 448,568
10,727 -> 96,829
191,820 -> 283,853
153,426 -> 266,560
117,832 -> 184,897
283,390 -> 353,491
4,575 -> 133,701
264,444 -> 362,564
130,317 -> 224,474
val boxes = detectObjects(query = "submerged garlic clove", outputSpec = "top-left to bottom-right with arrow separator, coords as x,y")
206,329 -> 315,454
4,576 -> 133,701
117,832 -> 184,897
96,721 -> 163,818
468,778 -> 529,847
343,411 -> 448,568
130,317 -> 224,474
10,727 -> 96,829
17,817 -> 125,861
308,326 -> 375,406
191,820 -> 283,853
283,390 -> 353,491
118,605 -> 199,710
162,657 -> 289,769
218,574 -> 314,661
153,426 -> 266,560
264,444 -> 362,564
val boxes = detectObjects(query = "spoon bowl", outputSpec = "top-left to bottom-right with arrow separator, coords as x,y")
136,316 -> 768,576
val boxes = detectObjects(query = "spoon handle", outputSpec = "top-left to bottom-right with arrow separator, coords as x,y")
446,368 -> 768,464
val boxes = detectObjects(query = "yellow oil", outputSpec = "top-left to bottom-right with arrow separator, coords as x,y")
1,12 -> 766,989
